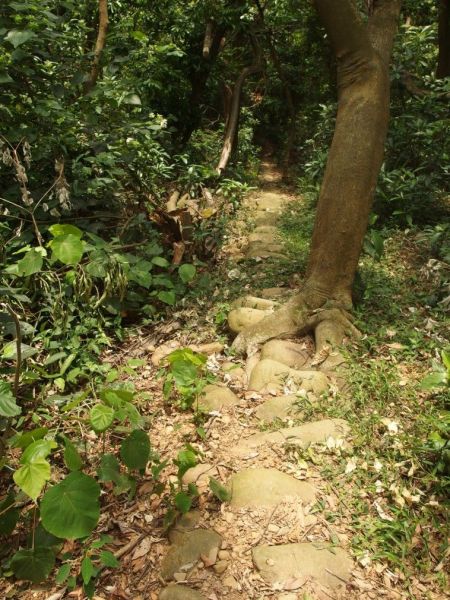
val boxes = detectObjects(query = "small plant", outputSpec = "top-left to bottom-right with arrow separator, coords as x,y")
162,348 -> 214,410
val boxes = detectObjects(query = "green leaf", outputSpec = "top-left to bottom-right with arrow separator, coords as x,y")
5,29 -> 37,48
41,472 -> 100,539
175,448 -> 197,478
81,556 -> 95,584
209,477 -> 231,502
91,534 -> 113,549
152,256 -> 170,268
171,360 -> 197,387
55,562 -> 71,584
442,350 -> 450,371
10,547 -> 55,582
62,437 -> 83,471
13,458 -> 51,500
17,248 -> 43,276
90,404 -> 115,432
421,371 -> 447,389
13,427 -> 48,449
48,224 -> 83,239
120,430 -> 150,470
178,264 -> 196,283
99,550 -> 120,568
21,439 -> 56,464
0,381 -> 21,417
97,453 -> 121,483
0,71 -> 13,83
174,491 -> 192,514
2,341 -> 38,360
49,234 -> 84,265
0,493 -> 19,535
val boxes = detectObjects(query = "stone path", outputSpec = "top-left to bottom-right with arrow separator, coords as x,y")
158,162 -> 354,599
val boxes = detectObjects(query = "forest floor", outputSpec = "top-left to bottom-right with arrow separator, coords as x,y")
7,162 -> 448,600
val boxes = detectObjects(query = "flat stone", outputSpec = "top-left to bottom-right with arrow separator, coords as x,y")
161,529 -> 222,580
228,307 -> 269,333
160,584 -> 207,600
198,385 -> 239,411
248,230 -> 278,244
168,511 -> 202,544
254,394 -> 300,422
261,339 -> 309,370
246,246 -> 286,260
228,468 -> 316,508
254,211 -> 279,227
182,464 -> 219,490
234,419 -> 350,454
231,295 -> 277,311
255,192 -> 287,211
249,359 -> 328,394
252,542 -> 353,590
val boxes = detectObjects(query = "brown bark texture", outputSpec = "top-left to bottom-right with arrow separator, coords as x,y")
84,0 -> 109,94
233,0 -> 402,353
436,0 -> 450,78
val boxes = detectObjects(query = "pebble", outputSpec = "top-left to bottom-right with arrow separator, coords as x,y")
218,550 -> 231,560
173,572 -> 186,582
213,560 -> 228,574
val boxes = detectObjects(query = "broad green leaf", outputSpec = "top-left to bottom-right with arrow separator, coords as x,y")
48,224 -> 83,239
81,556 -> 95,584
152,256 -> 170,268
13,458 -> 51,500
421,371 -> 447,389
174,491 -> 192,514
178,264 -> 196,283
49,234 -> 84,265
167,348 -> 206,366
0,493 -> 19,535
171,360 -> 197,387
0,72 -> 14,83
13,427 -> 48,449
55,563 -> 71,584
90,404 -> 115,432
41,472 -> 100,539
91,534 -> 113,549
442,350 -> 450,371
0,381 -> 21,417
97,453 -> 121,483
5,29 -> 37,48
99,550 -> 120,568
120,430 -> 150,470
175,448 -> 197,478
209,477 -> 231,502
17,248 -> 43,276
21,439 -> 56,464
2,341 -> 38,360
62,437 -> 83,471
10,547 -> 55,583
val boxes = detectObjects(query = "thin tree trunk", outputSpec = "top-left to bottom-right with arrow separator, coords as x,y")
216,63 -> 261,174
84,0 -> 109,94
304,0 -> 402,307
436,0 -> 450,78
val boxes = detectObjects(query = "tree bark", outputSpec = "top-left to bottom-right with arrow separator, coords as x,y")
216,63 -> 262,174
436,0 -> 450,78
84,0 -> 109,94
233,0 -> 402,354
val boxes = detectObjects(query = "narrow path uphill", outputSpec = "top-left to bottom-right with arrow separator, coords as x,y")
155,161 -> 365,600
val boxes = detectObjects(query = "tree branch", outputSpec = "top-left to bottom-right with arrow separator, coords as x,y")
84,0 -> 109,93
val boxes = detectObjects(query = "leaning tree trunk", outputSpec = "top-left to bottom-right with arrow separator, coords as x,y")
84,0 -> 109,94
436,0 -> 450,78
216,63 -> 262,174
233,0 -> 402,354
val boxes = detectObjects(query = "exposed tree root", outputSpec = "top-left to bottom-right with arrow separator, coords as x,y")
232,290 -> 360,355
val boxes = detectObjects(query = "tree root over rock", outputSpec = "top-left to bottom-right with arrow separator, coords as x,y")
232,289 -> 360,355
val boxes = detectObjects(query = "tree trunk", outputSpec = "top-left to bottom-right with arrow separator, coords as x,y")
216,63 -> 262,174
233,0 -> 402,353
84,0 -> 109,94
436,0 -> 450,78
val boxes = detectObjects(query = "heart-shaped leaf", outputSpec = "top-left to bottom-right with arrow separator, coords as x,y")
13,458 -> 51,500
10,547 -> 55,582
90,404 -> 115,432
120,430 -> 150,470
0,381 -> 21,417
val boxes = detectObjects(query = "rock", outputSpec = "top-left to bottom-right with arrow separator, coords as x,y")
248,230 -> 278,245
188,342 -> 224,356
248,359 -> 328,394
245,245 -> 286,260
222,575 -> 240,590
182,464 -> 219,490
198,385 -> 239,411
255,192 -> 287,211
168,511 -> 201,544
318,351 -> 347,372
213,560 -> 228,574
222,362 -> 246,385
160,584 -> 207,600
260,287 -> 290,299
161,529 -> 222,580
234,419 -> 350,454
261,339 -> 309,370
228,468 -> 316,508
228,307 -> 269,333
252,542 -> 352,590
254,394 -> 300,422
254,211 -> 279,227
231,295 -> 277,311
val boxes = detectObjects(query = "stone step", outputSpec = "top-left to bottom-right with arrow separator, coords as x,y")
254,394 -> 306,422
198,384 -> 239,412
233,419 -> 350,455
228,467 -> 316,508
160,584 -> 207,600
253,542 -> 352,591
249,358 -> 328,394
161,529 -> 222,580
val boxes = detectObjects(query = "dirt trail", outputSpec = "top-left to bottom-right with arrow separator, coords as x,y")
155,162 -> 365,600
